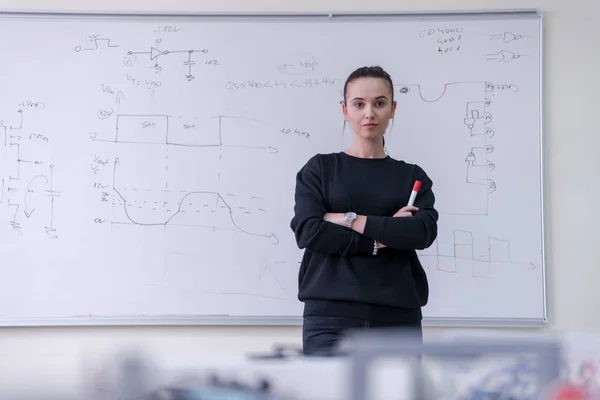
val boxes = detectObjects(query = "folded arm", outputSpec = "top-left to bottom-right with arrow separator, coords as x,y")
326,166 -> 438,251
290,156 -> 374,256
366,166 -> 438,250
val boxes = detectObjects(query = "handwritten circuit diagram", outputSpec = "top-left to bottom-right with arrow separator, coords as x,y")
71,31 -> 215,82
394,81 -> 497,216
73,27 -> 297,302
390,80 -> 537,280
124,39 -> 212,81
0,105 -> 59,239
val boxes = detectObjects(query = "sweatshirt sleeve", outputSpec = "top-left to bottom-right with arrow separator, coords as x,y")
290,155 -> 374,256
363,165 -> 439,250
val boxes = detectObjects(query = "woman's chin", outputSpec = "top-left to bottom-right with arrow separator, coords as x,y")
356,130 -> 385,141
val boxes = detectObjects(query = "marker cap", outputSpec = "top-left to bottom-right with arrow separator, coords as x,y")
412,181 -> 422,192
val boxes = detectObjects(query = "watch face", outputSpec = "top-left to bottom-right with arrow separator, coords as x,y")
346,212 -> 357,220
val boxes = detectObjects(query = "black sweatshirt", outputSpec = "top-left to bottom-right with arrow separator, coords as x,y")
290,152 -> 439,323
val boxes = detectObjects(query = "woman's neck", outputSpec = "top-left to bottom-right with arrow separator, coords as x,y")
345,138 -> 386,159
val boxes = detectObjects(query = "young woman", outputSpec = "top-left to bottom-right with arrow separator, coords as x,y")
290,66 -> 439,355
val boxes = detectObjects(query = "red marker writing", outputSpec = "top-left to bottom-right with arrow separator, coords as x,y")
407,180 -> 421,207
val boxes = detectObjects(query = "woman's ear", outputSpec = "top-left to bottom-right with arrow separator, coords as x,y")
341,102 -> 349,121
390,100 -> 397,119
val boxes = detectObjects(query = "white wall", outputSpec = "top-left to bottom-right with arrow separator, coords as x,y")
1,0 -> 599,392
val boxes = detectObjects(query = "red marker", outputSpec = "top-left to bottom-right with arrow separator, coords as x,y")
407,180 -> 421,207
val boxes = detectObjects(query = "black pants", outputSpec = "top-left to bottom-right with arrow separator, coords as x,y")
302,315 -> 422,356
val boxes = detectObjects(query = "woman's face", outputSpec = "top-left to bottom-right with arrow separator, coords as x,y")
342,77 -> 396,142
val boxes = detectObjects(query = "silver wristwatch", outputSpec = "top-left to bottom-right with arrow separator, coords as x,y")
344,212 -> 357,229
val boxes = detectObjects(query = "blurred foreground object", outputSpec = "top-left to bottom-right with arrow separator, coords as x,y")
342,328 -> 564,400
544,383 -> 597,399
9,331 -> 600,399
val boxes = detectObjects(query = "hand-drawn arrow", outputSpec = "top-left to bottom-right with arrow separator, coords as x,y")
24,175 -> 48,218
116,91 -> 126,106
270,233 -> 279,245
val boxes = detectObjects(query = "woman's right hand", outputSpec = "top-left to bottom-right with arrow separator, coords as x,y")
393,206 -> 418,217
373,206 -> 419,250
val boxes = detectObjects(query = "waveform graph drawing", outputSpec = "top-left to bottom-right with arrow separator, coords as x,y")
110,148 -> 171,227
105,114 -> 278,153
111,154 -> 276,243
108,114 -> 278,244
417,230 -> 536,279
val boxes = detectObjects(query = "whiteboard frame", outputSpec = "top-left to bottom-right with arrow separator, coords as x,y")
0,8 -> 540,18
0,8 -> 546,328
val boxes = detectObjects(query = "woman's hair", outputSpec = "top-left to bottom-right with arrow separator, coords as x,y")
341,66 -> 395,149
342,65 -> 395,104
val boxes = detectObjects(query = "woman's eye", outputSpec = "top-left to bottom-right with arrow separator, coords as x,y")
354,102 -> 363,107
376,101 -> 385,107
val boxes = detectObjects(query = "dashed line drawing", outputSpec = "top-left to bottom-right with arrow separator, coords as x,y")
417,230 -> 536,279
394,81 -> 496,216
489,32 -> 527,43
124,39 -> 210,81
486,50 -> 527,63
44,164 -> 58,239
111,186 -> 279,244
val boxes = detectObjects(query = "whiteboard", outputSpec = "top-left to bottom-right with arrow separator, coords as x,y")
0,10 -> 545,326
